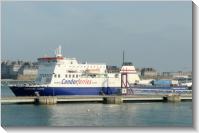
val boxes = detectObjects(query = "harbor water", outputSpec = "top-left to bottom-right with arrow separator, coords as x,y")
1,85 -> 192,127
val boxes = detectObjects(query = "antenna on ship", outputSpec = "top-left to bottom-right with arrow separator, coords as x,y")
122,50 -> 125,66
55,45 -> 62,57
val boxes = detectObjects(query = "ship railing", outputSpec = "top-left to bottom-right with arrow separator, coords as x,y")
126,83 -> 192,95
1,79 -> 48,87
1,79 -> 35,86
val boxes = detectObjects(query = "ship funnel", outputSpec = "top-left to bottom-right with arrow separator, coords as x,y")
55,45 -> 62,57
120,62 -> 140,84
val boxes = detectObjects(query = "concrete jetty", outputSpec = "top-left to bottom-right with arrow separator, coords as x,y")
1,94 -> 192,105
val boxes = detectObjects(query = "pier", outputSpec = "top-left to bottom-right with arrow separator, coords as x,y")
1,94 -> 192,105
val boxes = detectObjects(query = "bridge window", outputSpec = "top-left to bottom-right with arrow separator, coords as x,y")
65,74 -> 67,78
69,74 -> 71,78
54,74 -> 57,78
58,74 -> 60,78
72,74 -> 75,78
76,74 -> 78,78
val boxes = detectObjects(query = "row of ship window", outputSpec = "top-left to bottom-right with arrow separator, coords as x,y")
68,65 -> 105,68
54,74 -> 79,78
39,74 -> 80,78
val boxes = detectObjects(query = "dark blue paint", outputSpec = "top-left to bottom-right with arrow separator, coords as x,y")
10,86 -> 121,96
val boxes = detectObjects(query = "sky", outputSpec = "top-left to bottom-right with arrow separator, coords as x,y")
1,1 -> 192,72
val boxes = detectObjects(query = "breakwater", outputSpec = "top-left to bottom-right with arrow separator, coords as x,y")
1,94 -> 192,105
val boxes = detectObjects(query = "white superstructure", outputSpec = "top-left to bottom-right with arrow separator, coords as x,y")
35,46 -> 140,88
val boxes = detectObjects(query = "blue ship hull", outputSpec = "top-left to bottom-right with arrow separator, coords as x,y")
9,85 -> 191,96
9,86 -> 121,96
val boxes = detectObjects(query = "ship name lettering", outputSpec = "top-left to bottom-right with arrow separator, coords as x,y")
61,79 -> 92,85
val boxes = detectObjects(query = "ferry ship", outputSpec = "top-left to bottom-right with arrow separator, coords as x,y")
9,46 -> 191,96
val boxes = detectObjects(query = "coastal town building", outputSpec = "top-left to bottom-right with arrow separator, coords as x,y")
1,60 -> 38,80
140,68 -> 158,79
1,60 -> 192,81
172,71 -> 192,78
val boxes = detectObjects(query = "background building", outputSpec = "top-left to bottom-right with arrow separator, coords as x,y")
1,60 -> 38,80
140,68 -> 158,79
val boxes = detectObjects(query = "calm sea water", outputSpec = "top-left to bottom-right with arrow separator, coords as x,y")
1,85 -> 192,127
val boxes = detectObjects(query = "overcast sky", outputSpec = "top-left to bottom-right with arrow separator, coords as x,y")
1,1 -> 192,72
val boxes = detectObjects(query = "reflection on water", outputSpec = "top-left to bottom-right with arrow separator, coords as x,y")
1,86 -> 192,127
1,102 -> 192,127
